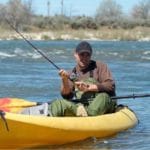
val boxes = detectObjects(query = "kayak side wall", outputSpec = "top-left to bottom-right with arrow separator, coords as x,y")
0,107 -> 138,148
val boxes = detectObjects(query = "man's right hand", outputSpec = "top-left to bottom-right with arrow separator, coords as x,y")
59,69 -> 73,95
59,69 -> 69,80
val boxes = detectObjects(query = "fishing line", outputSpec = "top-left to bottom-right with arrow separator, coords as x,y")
4,15 -> 79,81
5,17 -> 60,70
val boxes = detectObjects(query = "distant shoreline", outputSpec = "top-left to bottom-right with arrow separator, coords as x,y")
0,27 -> 150,41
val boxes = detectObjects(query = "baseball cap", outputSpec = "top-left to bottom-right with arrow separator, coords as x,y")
75,41 -> 92,55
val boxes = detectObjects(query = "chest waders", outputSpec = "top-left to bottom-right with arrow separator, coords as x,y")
49,70 -> 116,116
74,77 -> 116,116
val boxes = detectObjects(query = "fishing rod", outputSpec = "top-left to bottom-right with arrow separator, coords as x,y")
73,93 -> 150,104
5,17 -> 78,81
111,93 -> 150,100
5,17 -> 60,70
74,93 -> 150,103
36,93 -> 150,105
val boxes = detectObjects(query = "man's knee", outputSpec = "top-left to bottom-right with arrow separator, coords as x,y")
49,99 -> 76,116
87,93 -> 111,116
97,92 -> 110,100
48,99 -> 65,116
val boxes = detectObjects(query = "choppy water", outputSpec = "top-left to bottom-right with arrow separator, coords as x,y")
0,40 -> 150,149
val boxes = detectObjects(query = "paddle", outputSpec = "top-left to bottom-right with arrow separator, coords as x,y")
0,93 -> 150,113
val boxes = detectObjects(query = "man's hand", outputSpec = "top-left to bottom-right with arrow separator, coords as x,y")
59,69 -> 73,95
59,69 -> 69,80
75,81 -> 98,92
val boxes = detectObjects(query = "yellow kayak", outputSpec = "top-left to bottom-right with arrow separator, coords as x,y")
0,106 -> 138,149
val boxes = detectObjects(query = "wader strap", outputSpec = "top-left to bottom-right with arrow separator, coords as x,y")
0,110 -> 9,132
72,67 -> 94,100
89,70 -> 93,77
72,67 -> 77,74
72,67 -> 93,78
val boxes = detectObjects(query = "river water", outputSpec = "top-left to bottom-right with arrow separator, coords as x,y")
0,40 -> 150,149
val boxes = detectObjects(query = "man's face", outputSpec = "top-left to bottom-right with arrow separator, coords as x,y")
74,52 -> 91,69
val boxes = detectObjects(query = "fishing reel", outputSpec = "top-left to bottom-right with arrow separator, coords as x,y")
69,72 -> 79,82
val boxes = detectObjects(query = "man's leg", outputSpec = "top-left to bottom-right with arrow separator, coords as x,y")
48,99 -> 77,116
87,93 -> 115,116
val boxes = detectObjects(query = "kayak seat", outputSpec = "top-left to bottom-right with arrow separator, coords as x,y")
20,103 -> 49,116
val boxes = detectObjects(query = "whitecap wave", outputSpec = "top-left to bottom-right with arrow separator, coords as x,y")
108,52 -> 119,56
55,50 -> 65,54
14,48 -> 25,56
141,56 -> 150,60
143,51 -> 150,55
14,48 -> 41,59
31,53 -> 42,59
0,52 -> 16,58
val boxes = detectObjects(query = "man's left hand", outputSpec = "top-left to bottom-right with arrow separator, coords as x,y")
75,81 -> 98,92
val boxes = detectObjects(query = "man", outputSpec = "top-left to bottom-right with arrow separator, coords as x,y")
48,41 -> 117,117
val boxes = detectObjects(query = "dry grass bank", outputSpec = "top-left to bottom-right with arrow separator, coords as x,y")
0,27 -> 150,41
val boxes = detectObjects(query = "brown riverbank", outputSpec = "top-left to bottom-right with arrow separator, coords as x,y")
0,27 -> 150,41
